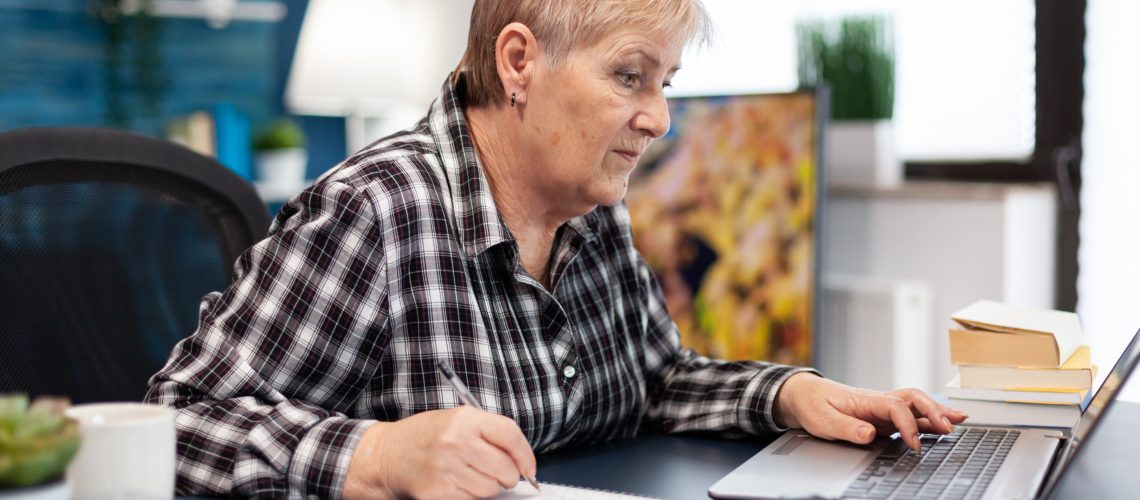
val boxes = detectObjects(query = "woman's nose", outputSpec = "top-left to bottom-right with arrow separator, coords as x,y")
633,91 -> 671,138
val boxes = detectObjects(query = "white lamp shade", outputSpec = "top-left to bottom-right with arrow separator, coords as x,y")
285,0 -> 473,117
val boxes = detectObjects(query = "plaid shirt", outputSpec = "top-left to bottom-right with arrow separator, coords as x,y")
145,77 -> 816,499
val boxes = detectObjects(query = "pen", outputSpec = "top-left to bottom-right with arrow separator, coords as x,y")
437,360 -> 541,491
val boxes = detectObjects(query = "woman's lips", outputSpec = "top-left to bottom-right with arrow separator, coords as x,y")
614,150 -> 641,164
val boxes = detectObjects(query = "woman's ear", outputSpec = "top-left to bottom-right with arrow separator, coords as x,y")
494,22 -> 540,107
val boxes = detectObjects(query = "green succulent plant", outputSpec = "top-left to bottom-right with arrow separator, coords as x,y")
252,119 -> 306,152
0,395 -> 82,488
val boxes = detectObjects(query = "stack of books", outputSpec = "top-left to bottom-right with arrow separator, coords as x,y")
945,300 -> 1096,429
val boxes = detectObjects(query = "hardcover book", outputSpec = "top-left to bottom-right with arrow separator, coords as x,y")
949,300 -> 1083,367
958,345 -> 1096,390
947,398 -> 1080,429
945,375 -> 1088,405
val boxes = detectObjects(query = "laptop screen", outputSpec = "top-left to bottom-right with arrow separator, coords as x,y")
1040,328 -> 1140,494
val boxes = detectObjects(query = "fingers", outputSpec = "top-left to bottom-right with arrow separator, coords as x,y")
848,393 -> 922,450
478,413 -> 538,479
873,417 -> 938,437
795,379 -> 924,448
453,463 -> 506,499
461,440 -> 522,489
879,388 -> 975,450
886,402 -> 921,451
914,417 -> 936,434
800,383 -> 974,455
812,406 -> 878,445
891,388 -> 969,433
446,409 -> 533,498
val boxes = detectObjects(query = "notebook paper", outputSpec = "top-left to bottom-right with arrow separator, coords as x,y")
495,482 -> 662,499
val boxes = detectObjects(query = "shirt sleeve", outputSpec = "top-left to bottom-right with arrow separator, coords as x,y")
144,180 -> 390,499
636,253 -> 821,436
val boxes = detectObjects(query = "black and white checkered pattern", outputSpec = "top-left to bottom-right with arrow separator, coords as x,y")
144,76 -> 817,499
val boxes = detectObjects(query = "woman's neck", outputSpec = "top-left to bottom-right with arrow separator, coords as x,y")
465,105 -> 562,288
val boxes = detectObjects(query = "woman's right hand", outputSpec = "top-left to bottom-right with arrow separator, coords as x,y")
343,406 -> 537,499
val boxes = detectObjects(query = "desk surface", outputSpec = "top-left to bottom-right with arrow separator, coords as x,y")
537,401 -> 1140,500
538,432 -> 770,499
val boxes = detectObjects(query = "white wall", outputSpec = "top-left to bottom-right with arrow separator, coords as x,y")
825,183 -> 1056,392
1078,0 -> 1140,402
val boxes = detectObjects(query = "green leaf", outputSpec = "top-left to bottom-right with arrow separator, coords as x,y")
0,395 -> 29,436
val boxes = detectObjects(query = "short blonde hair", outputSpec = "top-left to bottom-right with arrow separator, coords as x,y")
456,0 -> 712,107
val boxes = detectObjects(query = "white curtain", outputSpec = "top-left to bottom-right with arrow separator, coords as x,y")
1078,0 -> 1140,402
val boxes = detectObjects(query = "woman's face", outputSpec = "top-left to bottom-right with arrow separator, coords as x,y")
521,27 -> 684,214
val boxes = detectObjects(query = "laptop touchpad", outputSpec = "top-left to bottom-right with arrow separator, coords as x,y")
710,432 -> 875,499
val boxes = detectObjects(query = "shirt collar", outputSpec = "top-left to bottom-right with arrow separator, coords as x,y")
427,74 -> 598,259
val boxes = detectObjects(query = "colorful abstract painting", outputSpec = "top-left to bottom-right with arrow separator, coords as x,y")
627,92 -> 821,366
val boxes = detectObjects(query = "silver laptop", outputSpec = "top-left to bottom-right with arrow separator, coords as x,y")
709,329 -> 1140,499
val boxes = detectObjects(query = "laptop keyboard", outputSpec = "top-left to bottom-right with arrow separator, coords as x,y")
841,427 -> 1019,499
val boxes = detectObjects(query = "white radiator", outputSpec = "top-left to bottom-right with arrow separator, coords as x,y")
818,274 -> 936,393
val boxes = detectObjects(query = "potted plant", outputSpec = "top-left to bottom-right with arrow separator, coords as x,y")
252,118 -> 308,196
0,394 -> 82,499
797,15 -> 898,187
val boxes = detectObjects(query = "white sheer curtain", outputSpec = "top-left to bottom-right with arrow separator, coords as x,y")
1078,0 -> 1140,402
668,0 -> 1035,162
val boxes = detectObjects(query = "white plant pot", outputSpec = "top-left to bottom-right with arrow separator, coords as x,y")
254,148 -> 308,195
825,120 -> 902,187
0,480 -> 70,500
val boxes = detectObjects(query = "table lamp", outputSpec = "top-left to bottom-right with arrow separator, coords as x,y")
285,0 -> 472,154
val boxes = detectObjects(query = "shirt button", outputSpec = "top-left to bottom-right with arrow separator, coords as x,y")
562,365 -> 577,379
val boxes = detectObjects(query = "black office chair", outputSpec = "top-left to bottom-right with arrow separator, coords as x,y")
0,127 -> 270,403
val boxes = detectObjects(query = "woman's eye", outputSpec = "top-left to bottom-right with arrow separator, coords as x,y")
617,71 -> 641,88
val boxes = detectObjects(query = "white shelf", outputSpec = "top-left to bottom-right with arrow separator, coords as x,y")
255,180 -> 311,205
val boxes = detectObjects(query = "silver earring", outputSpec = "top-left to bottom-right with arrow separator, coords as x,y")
510,92 -> 517,107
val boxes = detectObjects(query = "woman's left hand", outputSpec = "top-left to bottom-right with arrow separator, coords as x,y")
774,373 -> 969,451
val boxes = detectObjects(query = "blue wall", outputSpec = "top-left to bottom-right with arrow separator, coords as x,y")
0,0 -> 345,179
1,0 -> 273,135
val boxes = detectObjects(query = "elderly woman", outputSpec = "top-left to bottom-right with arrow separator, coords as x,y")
146,0 -> 965,498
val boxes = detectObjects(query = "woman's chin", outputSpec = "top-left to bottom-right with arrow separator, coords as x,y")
562,176 -> 631,212
589,181 -> 630,207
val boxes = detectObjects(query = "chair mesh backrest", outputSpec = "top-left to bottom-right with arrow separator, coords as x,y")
0,128 -> 269,403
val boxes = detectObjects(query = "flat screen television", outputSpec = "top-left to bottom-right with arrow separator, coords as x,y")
626,89 -> 827,366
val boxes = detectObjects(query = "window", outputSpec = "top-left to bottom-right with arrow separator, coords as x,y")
668,0 -> 1036,162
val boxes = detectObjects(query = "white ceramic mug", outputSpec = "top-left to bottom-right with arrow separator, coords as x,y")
64,403 -> 176,500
